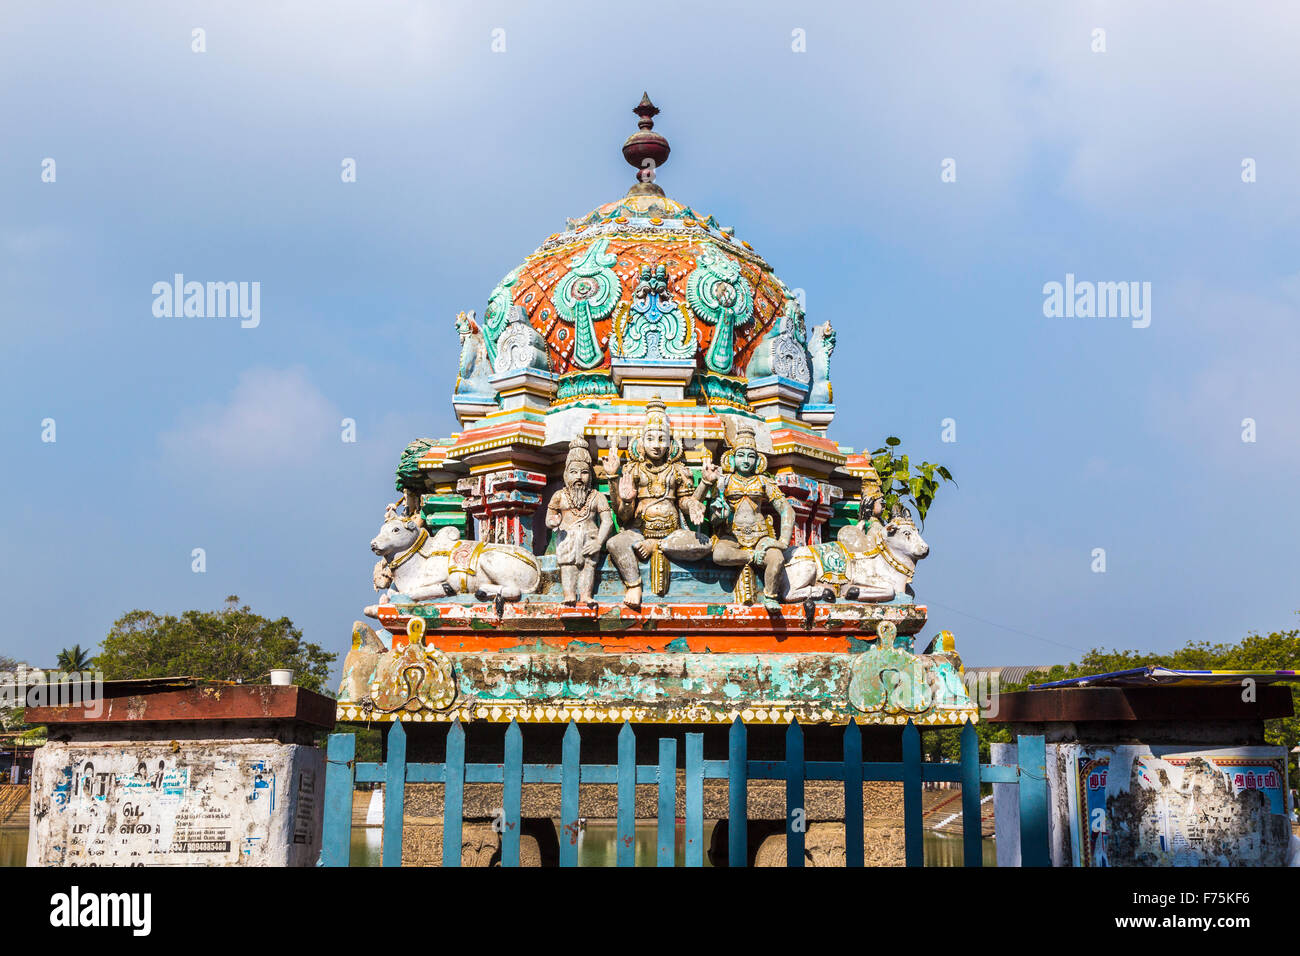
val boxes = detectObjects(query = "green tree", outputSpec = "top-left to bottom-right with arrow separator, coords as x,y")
96,596 -> 336,693
56,644 -> 93,672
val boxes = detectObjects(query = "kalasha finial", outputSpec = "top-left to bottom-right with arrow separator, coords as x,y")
622,93 -> 669,194
633,92 -> 659,129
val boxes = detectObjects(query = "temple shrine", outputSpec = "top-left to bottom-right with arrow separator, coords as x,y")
335,97 -> 977,860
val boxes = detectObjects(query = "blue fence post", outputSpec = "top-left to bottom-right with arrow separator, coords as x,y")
657,737 -> 676,867
728,716 -> 747,867
959,720 -> 982,867
1017,734 -> 1050,867
502,719 -> 523,867
443,720 -> 465,868
382,721 -> 407,867
617,721 -> 636,867
785,719 -> 805,867
321,733 -> 355,867
902,719 -> 923,867
843,719 -> 863,867
685,733 -> 704,867
560,721 -> 581,867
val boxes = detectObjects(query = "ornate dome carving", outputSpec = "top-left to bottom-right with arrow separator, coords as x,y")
479,97 -> 798,379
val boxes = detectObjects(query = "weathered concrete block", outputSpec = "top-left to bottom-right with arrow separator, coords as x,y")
29,738 -> 322,867
991,689 -> 1295,867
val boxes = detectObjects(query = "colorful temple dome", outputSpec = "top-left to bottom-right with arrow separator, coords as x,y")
478,96 -> 796,380
337,94 -> 979,737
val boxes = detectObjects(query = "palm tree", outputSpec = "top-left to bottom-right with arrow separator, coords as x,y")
56,644 -> 93,673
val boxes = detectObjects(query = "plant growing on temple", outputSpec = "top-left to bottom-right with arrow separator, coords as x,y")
96,596 -> 336,693
55,644 -> 93,672
870,437 -> 954,524
395,438 -> 437,495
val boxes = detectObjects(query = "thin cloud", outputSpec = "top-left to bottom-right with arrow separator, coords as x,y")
158,367 -> 339,477
1147,279 -> 1300,464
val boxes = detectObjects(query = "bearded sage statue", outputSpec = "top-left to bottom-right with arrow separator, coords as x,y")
545,437 -> 614,607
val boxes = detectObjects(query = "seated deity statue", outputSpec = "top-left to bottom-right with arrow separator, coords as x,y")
836,467 -> 886,553
545,436 -> 614,607
602,399 -> 712,607
697,423 -> 794,606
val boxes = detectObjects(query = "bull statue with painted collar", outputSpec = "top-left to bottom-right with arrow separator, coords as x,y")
366,512 -> 541,614
780,505 -> 929,603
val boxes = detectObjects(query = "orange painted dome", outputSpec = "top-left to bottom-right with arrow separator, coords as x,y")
478,98 -> 797,380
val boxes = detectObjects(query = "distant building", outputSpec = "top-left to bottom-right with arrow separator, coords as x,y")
966,665 -> 1060,687
0,732 -> 38,785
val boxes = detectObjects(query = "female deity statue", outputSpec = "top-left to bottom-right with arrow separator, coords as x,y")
698,423 -> 794,605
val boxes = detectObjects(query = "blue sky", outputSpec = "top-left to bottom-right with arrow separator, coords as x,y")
2,1 -> 1297,677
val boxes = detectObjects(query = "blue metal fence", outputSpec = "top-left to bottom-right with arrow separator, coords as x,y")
321,717 -> 1049,867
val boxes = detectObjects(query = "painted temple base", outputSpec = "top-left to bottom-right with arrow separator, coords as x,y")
339,600 -> 977,727
369,597 -> 928,646
340,649 -> 976,726
345,575 -> 977,727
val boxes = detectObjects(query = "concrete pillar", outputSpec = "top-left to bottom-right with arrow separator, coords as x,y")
989,685 -> 1296,866
25,682 -> 335,867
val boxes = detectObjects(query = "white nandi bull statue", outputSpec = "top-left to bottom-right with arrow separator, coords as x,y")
780,507 -> 929,603
365,512 -> 541,615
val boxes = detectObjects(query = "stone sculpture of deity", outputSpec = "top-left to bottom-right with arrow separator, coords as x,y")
698,423 -> 794,605
602,400 -> 711,607
545,436 -> 614,607
454,310 -> 495,398
837,465 -> 886,553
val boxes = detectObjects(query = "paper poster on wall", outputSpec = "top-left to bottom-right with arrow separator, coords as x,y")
52,752 -> 276,865
1066,745 -> 1291,866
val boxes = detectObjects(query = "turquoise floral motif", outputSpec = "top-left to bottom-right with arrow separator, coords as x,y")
555,371 -> 617,401
685,245 -> 754,373
745,296 -> 811,386
554,239 -> 620,369
686,371 -> 748,406
483,267 -> 521,367
615,264 -> 696,361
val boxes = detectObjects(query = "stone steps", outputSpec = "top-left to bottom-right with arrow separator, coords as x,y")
0,785 -> 30,827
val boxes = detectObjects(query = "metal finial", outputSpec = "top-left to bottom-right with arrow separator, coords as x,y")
633,92 -> 660,130
622,93 -> 670,187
